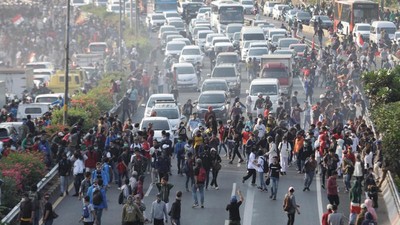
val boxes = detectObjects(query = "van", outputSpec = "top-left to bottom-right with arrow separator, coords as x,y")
247,78 -> 280,115
47,70 -> 87,93
16,103 -> 51,121
26,62 -> 54,72
240,27 -> 265,49
34,93 -> 65,104
370,21 -> 397,44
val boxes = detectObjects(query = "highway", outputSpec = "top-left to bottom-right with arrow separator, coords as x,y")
52,14 -> 390,225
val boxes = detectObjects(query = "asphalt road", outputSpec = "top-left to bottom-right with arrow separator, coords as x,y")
52,15 -> 390,225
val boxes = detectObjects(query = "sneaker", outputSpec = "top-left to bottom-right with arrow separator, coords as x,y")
251,183 -> 256,186
201,205 -> 204,208
303,188 -> 306,192
238,159 -> 244,163
192,203 -> 199,208
273,197 -> 276,200
228,161 -> 233,164
72,193 -> 79,197
60,193 -> 64,197
215,186 -> 219,190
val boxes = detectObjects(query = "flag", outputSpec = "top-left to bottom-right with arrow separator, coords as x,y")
11,14 -> 24,26
359,34 -> 364,46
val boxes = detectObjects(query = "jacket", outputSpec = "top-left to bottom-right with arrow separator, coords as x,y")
169,199 -> 181,219
87,185 -> 108,209
122,203 -> 143,222
327,176 -> 338,195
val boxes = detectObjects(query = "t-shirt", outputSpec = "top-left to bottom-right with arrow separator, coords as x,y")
226,201 -> 242,221
83,204 -> 95,222
269,163 -> 281,178
43,202 -> 53,220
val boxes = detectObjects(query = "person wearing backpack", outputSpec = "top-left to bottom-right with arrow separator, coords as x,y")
81,196 -> 96,225
256,150 -> 268,192
192,158 -> 206,208
283,187 -> 300,225
87,179 -> 108,225
91,162 -> 109,188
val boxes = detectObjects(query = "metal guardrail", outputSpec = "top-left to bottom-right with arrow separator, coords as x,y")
387,171 -> 400,215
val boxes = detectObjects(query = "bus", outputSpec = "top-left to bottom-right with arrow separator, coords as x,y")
333,0 -> 379,35
147,0 -> 177,13
210,0 -> 244,33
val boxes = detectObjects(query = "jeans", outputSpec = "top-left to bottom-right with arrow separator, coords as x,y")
344,174 -> 352,191
270,177 -> 279,199
74,173 -> 84,195
210,169 -> 219,188
205,169 -> 211,189
118,171 -> 128,187
185,174 -> 194,190
94,208 -> 103,225
60,175 -> 68,194
258,171 -> 267,190
33,209 -> 40,225
231,146 -> 243,162
177,157 -> 184,175
243,169 -> 256,184
218,142 -> 227,155
287,213 -> 295,225
192,183 -> 205,205
327,194 -> 340,206
304,171 -> 315,189
121,109 -> 131,122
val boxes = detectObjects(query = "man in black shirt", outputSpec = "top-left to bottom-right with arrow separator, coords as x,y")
226,189 -> 244,225
269,156 -> 282,200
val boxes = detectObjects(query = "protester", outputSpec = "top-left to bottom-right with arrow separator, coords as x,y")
226,189 -> 244,225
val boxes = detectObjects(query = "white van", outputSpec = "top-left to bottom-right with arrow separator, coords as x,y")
16,103 -> 51,121
34,93 -> 65,104
246,78 -> 280,115
240,27 -> 265,49
370,21 -> 397,44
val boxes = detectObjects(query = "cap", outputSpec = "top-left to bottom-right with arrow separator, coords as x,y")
211,148 -> 216,152
288,187 -> 294,192
361,203 -> 367,209
327,204 -> 333,210
231,195 -> 237,203
162,144 -> 169,149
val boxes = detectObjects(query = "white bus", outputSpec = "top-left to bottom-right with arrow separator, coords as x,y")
210,0 -> 244,33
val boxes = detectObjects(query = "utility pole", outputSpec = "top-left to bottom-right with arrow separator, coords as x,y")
119,0 -> 123,70
63,0 -> 71,125
130,0 -> 133,29
135,0 -> 139,36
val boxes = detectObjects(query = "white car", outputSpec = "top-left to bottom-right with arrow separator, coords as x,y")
165,41 -> 186,57
245,47 -> 269,62
353,23 -> 370,46
149,102 -> 186,129
139,117 -> 176,144
146,13 -> 166,28
158,25 -> 176,39
197,7 -> 211,20
142,94 -> 176,118
225,23 -> 243,39
277,38 -> 299,50
173,63 -> 198,90
179,45 -> 204,66
263,1 -> 279,16
196,30 -> 214,49
106,3 -> 121,13
272,4 -> 289,20
240,0 -> 254,14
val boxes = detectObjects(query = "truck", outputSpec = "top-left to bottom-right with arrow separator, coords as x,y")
72,53 -> 103,68
259,54 -> 294,108
0,68 -> 34,98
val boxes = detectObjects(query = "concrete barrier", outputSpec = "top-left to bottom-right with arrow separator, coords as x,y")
381,171 -> 400,225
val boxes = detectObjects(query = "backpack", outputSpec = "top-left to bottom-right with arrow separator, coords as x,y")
83,205 -> 90,218
118,191 -> 124,205
261,156 -> 269,173
283,194 -> 292,211
197,167 -> 206,183
92,188 -> 103,205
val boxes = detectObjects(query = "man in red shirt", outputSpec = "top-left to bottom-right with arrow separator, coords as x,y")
141,70 -> 151,100
321,204 -> 333,225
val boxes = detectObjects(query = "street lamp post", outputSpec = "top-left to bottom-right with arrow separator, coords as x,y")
63,0 -> 71,125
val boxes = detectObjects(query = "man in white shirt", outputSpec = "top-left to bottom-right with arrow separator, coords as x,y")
242,148 -> 257,186
150,193 -> 168,224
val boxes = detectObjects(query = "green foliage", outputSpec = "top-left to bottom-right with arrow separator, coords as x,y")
371,102 -> 400,176
361,66 -> 400,108
51,107 -> 94,131
0,176 -> 19,211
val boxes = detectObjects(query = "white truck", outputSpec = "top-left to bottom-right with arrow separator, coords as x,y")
0,68 -> 34,98
259,54 -> 294,109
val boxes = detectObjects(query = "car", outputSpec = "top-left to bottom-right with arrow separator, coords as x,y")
172,37 -> 191,45
149,101 -> 186,129
289,44 -> 308,56
272,4 -> 290,20
277,38 -> 299,50
210,36 -> 230,51
139,117 -> 176,143
200,79 -> 230,96
269,34 -> 285,47
196,7 -> 211,20
165,41 -> 186,57
225,23 -> 243,39
16,103 -> 51,121
173,63 -> 198,90
196,30 -> 214,49
272,49 -> 296,59
240,0 -> 254,14
310,15 -> 333,29
191,26 -> 211,43
263,1 -> 279,16
146,13 -> 166,28
215,52 -> 240,67
353,23 -> 370,46
106,3 -> 121,13
34,93 -> 65,104
245,47 -> 269,62
179,45 -> 204,66
204,33 -> 225,53
166,34 -> 184,45
87,42 -> 109,55
0,122 -> 23,145
246,78 -> 280,115
158,25 -> 177,39
208,64 -> 241,96
168,20 -> 185,33
285,9 -> 300,23
295,11 -> 311,25
161,31 -> 180,48
214,42 -> 234,55
142,94 -> 176,117
195,91 -> 230,121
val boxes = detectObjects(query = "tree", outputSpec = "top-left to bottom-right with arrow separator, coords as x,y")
361,66 -> 400,108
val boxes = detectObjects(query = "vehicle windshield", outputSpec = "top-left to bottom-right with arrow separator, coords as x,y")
262,68 -> 288,78
176,66 -> 195,74
273,50 -> 293,55
227,26 -> 242,34
219,7 -> 244,23
233,33 -> 240,40
248,48 -> 268,56
73,0 -> 85,3
199,94 -> 225,104
111,5 -> 120,11
319,15 -> 330,21
199,8 -> 210,13
199,32 -> 212,39
216,55 -> 238,64
272,35 -> 284,42
170,22 -> 184,29
212,67 -> 236,77
0,128 -> 9,138
297,12 -> 310,18
166,13 -> 180,18
141,120 -> 170,130
242,1 -> 253,5
89,45 -> 107,52
27,64 -> 47,69
202,82 -> 228,91
153,109 -> 179,119
290,45 -> 307,53
357,25 -> 370,31
243,33 -> 265,41
379,27 -> 396,34
279,39 -> 298,48
167,43 -> 185,51
36,97 -> 58,103
148,97 -> 174,107
153,15 -> 165,20
182,48 -> 201,55
250,84 -> 278,95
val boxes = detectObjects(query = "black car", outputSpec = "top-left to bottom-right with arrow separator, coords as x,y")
195,91 -> 230,121
310,15 -> 333,29
296,11 -> 311,25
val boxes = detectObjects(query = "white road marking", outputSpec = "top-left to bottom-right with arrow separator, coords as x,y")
316,175 -> 324,223
145,183 -> 153,197
243,187 -> 255,225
